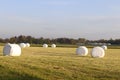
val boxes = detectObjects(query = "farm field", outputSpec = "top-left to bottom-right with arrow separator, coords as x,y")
0,46 -> 120,80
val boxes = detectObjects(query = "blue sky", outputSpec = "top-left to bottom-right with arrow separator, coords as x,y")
0,0 -> 120,40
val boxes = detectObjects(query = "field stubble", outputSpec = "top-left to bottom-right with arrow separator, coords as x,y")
0,46 -> 120,80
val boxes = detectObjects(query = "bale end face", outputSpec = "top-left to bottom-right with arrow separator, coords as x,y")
76,46 -> 88,56
91,47 -> 105,58
3,44 -> 21,56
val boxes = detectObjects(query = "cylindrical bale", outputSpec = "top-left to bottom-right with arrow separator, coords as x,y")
101,45 -> 107,50
51,44 -> 56,48
91,47 -> 105,58
26,43 -> 30,47
3,43 -> 21,56
19,43 -> 26,48
76,46 -> 88,56
43,44 -> 48,48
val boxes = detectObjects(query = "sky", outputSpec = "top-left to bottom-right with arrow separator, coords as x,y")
0,0 -> 120,40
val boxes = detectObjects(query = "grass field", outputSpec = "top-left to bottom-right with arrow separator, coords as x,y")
0,46 -> 120,80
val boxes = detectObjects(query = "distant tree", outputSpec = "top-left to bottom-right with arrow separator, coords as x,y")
78,38 -> 86,43
17,35 -> 27,43
56,38 -> 66,44
114,39 -> 120,44
0,38 -> 4,43
51,39 -> 57,44
9,36 -> 17,43
4,38 -> 9,43
44,38 -> 51,44
70,39 -> 77,44
107,38 -> 114,44
0,35 -> 120,45
26,36 -> 33,44
97,39 -> 107,43
39,37 -> 44,44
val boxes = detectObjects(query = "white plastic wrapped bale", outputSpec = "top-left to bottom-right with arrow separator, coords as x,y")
3,43 -> 21,56
101,45 -> 107,50
19,43 -> 26,48
51,44 -> 56,48
43,44 -> 48,48
76,46 -> 88,56
26,43 -> 30,47
91,47 -> 105,58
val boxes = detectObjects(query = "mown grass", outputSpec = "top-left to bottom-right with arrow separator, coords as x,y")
0,46 -> 120,80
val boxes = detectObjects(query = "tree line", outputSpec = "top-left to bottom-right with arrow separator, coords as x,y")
0,35 -> 120,45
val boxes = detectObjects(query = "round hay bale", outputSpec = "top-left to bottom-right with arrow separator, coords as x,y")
51,44 -> 56,48
76,46 -> 88,56
91,47 -> 105,58
3,43 -> 21,56
19,43 -> 26,48
101,45 -> 107,50
26,43 -> 30,47
43,44 -> 48,48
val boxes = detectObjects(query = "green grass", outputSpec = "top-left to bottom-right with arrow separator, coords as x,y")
0,46 -> 120,80
1,43 -> 120,49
